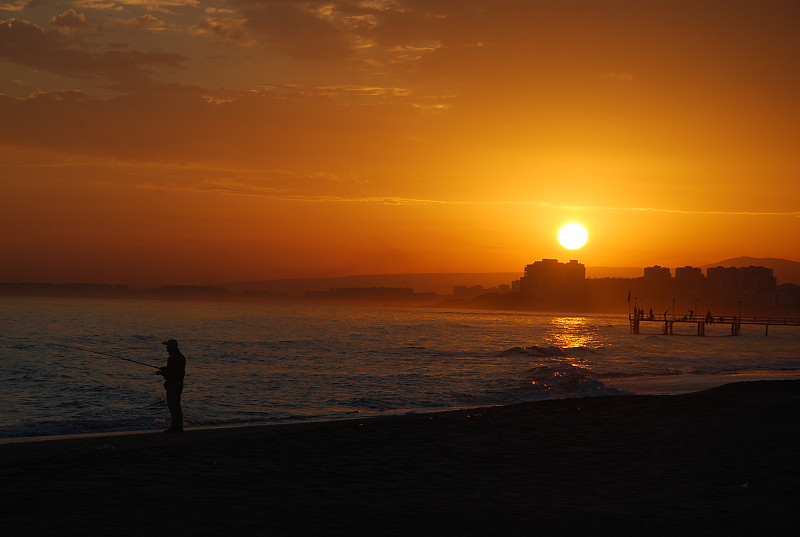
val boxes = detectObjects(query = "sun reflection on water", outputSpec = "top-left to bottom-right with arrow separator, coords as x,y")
546,316 -> 601,349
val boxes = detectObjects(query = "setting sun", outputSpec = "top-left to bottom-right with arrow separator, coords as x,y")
558,223 -> 588,250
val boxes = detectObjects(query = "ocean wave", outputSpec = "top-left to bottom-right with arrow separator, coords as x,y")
432,348 -> 485,359
0,417 -> 160,440
599,369 -> 684,379
497,344 -> 605,358
566,345 -> 606,356
5,343 -> 37,350
526,363 -> 627,398
348,397 -> 396,411
464,362 -> 628,408
498,346 -> 565,357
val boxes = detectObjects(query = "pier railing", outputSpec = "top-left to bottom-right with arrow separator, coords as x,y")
629,313 -> 800,336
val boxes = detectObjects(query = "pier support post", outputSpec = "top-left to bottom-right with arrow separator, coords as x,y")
697,322 -> 705,336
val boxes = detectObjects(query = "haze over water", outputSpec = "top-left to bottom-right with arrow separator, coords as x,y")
3,296 -> 799,440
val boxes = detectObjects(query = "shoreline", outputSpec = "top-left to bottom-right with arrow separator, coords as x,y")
4,371 -> 800,446
2,379 -> 799,535
4,371 -> 800,445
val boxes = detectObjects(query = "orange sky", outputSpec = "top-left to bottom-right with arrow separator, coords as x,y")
2,1 -> 799,286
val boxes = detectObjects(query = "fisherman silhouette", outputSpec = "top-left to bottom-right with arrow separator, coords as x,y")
157,339 -> 186,433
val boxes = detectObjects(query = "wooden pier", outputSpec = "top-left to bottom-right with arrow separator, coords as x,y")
629,313 -> 800,336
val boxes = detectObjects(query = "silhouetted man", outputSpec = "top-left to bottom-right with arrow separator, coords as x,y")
157,339 -> 186,433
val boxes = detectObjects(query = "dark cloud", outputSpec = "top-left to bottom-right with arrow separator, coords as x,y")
1,17 -> 65,55
236,1 -> 353,60
0,17 -> 184,84
0,0 -> 50,11
192,14 -> 249,43
48,9 -> 87,30
0,83 -> 437,170
224,1 -> 504,66
118,13 -> 166,30
227,0 -> 476,59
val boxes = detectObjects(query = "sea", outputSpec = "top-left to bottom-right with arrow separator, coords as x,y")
2,296 -> 799,441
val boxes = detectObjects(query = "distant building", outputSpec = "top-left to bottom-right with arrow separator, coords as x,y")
706,266 -> 775,291
520,259 -> 585,307
706,265 -> 776,302
643,265 -> 671,279
453,285 -> 488,300
453,283 -> 510,300
675,266 -> 702,282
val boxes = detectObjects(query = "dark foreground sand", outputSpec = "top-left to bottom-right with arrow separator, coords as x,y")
2,380 -> 799,536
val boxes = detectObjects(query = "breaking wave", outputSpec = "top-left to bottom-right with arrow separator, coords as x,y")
497,344 -> 605,358
526,362 -> 627,398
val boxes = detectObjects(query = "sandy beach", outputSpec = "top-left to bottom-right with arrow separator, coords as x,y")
2,379 -> 799,536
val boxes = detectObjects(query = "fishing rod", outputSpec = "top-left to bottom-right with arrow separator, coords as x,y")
52,343 -> 161,370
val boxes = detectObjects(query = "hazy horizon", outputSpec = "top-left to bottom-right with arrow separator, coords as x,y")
3,255 -> 799,291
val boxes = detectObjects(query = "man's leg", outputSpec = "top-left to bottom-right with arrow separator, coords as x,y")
166,386 -> 183,431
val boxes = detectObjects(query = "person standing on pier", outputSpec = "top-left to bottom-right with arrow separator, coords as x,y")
157,339 -> 186,433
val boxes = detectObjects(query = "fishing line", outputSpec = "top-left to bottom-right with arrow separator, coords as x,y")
51,343 -> 161,370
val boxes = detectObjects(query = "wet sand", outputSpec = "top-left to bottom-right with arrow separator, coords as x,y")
2,380 -> 799,536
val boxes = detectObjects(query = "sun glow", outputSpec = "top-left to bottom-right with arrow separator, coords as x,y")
558,223 -> 588,250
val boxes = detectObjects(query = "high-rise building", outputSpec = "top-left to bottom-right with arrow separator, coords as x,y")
707,266 -> 776,292
643,265 -> 671,279
675,266 -> 702,281
520,259 -> 585,307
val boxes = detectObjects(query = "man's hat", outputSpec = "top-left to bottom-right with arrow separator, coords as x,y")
162,339 -> 179,348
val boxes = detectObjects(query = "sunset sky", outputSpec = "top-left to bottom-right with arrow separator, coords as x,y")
2,0 -> 799,286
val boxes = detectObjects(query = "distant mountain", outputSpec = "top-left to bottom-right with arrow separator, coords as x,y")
226,273 -> 523,296
702,257 -> 800,285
